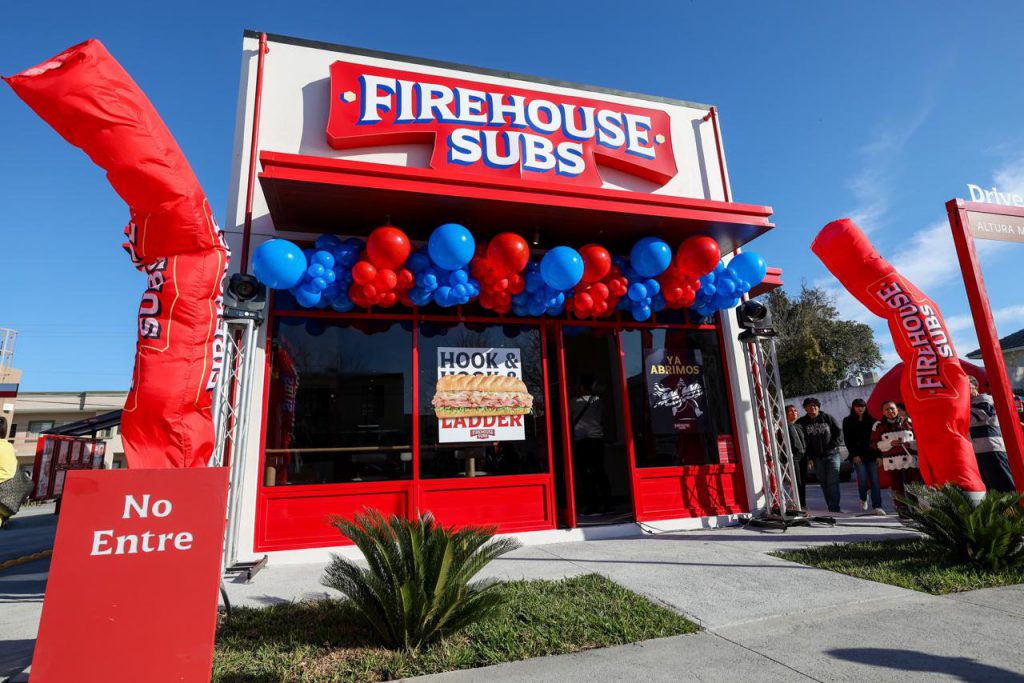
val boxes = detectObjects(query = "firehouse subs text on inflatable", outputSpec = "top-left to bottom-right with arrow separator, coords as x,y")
327,61 -> 678,188
874,279 -> 955,392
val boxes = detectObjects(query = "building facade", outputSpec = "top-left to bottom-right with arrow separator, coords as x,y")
221,32 -> 779,564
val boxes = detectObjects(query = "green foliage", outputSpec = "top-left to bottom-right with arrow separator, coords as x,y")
765,285 -> 882,396
773,539 -> 1024,594
322,509 -> 520,650
214,574 -> 698,683
898,484 -> 1024,572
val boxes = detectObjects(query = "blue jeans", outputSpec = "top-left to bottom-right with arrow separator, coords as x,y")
854,458 -> 882,509
815,452 -> 842,512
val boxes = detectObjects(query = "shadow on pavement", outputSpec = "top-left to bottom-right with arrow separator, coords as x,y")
0,558 -> 49,604
829,647 -> 1024,682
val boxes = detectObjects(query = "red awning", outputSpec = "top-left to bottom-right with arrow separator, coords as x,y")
258,151 -> 775,254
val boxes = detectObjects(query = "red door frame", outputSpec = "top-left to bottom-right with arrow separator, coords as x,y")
946,199 -> 1024,494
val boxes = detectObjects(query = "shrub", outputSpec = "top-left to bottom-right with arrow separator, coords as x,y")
898,483 -> 1024,571
322,508 -> 520,650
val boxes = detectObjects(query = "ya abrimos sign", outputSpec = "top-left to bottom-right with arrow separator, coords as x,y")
326,60 -> 678,187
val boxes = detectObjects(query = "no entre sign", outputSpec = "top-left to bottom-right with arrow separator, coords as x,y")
31,467 -> 229,683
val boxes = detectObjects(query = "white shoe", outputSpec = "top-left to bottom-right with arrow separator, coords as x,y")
860,500 -> 869,511
873,508 -> 887,516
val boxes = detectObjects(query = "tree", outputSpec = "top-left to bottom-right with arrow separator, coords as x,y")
764,285 -> 882,396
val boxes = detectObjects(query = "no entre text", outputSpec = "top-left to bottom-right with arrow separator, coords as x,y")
89,494 -> 193,556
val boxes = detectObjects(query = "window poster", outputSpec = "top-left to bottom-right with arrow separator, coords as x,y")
645,348 -> 709,434
433,346 -> 533,443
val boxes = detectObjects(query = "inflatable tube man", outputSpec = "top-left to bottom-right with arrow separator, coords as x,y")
5,40 -> 228,468
812,218 -> 985,497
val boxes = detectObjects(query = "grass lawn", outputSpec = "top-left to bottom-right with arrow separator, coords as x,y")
774,539 -> 1024,595
213,573 -> 699,682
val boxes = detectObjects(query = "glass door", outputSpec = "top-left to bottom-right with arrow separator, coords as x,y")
558,325 -> 635,526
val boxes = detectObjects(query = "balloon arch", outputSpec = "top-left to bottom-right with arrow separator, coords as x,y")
252,224 -> 768,322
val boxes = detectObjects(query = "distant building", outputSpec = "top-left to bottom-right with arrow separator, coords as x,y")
7,391 -> 128,477
966,329 -> 1024,392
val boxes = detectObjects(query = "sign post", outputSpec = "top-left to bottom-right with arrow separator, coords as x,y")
946,199 -> 1024,494
31,467 -> 229,682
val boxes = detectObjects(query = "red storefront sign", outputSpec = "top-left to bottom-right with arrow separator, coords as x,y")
326,60 -> 678,188
31,467 -> 229,682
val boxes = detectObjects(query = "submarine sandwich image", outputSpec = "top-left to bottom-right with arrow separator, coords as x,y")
432,374 -> 534,419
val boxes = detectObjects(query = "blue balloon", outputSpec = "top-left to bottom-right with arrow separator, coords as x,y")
630,237 -> 672,278
651,293 -> 667,312
409,287 -> 433,306
252,239 -> 306,289
728,252 -> 768,288
632,304 -> 652,321
628,282 -> 648,302
453,284 -> 468,298
407,251 -> 431,273
333,245 -> 360,268
315,234 -> 343,252
717,278 -> 736,296
311,250 -> 335,269
323,269 -> 337,285
295,286 -> 321,308
528,299 -> 547,317
435,285 -> 454,307
322,283 -> 341,301
307,263 -> 326,279
310,276 -> 328,291
643,279 -> 661,296
540,246 -> 584,291
428,223 -> 475,270
342,237 -> 364,250
330,297 -> 354,313
449,269 -> 469,286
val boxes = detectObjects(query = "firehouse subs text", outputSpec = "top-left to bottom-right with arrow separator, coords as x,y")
876,281 -> 953,390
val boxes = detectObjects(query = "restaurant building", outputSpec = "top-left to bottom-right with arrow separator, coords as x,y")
223,31 -> 781,563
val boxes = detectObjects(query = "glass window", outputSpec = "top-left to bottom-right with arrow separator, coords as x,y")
622,328 -> 733,468
26,420 -> 55,437
264,318 -> 414,486
418,322 -> 548,479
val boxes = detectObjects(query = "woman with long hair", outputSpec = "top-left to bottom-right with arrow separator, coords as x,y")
843,398 -> 884,514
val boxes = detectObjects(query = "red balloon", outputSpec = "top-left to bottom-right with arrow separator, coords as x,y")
352,261 -> 377,286
575,292 -> 594,311
374,268 -> 398,291
675,236 -> 721,277
397,268 -> 414,289
486,233 -> 531,277
579,244 -> 611,283
366,226 -> 411,270
590,282 -> 609,301
379,291 -> 398,307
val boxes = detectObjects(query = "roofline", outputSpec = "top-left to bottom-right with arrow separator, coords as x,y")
242,30 -> 714,111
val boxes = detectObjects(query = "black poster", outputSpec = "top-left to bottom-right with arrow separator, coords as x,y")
645,348 -> 709,434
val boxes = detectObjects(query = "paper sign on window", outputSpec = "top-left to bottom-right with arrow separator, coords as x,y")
645,348 -> 709,433
434,347 -> 533,443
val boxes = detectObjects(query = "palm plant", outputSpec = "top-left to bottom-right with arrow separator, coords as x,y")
322,508 -> 520,650
898,484 -> 1024,571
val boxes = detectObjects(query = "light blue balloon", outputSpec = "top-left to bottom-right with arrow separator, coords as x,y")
428,223 -> 475,270
295,286 -> 321,308
630,237 -> 672,278
252,239 -> 306,290
643,279 -> 661,296
540,246 -> 584,291
628,282 -> 647,302
307,263 -> 326,279
311,250 -> 335,269
728,252 -> 768,287
310,276 -> 328,291
449,269 -> 469,286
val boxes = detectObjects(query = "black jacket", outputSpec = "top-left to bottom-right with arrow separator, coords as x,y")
796,412 -> 842,458
788,422 -> 806,459
842,414 -> 876,461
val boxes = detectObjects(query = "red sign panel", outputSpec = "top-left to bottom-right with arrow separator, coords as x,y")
327,60 -> 678,188
31,467 -> 229,682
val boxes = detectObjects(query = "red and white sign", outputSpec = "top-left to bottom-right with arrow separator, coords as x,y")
436,346 -> 528,443
31,467 -> 229,682
327,60 -> 678,188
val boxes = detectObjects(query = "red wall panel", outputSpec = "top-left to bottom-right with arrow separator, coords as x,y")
257,482 -> 412,551
635,465 -> 745,522
419,475 -> 555,534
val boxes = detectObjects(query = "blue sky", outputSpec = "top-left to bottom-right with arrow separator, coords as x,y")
2,0 -> 1024,391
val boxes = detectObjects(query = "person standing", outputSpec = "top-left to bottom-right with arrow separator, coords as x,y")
0,438 -> 18,528
796,397 -> 843,513
571,374 -> 611,515
871,400 -> 920,513
843,399 -> 884,515
785,404 -> 807,508
967,376 -> 1016,493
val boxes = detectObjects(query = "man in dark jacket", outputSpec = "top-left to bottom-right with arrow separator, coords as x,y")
786,404 -> 807,508
968,376 -> 1016,493
796,397 -> 844,512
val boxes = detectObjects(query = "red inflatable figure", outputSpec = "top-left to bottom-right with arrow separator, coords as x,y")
6,40 -> 229,469
812,218 -> 986,496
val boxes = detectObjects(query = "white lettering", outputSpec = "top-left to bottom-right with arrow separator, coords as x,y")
123,494 -> 150,519
174,532 -> 194,551
151,499 -> 172,518
91,530 -> 114,556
